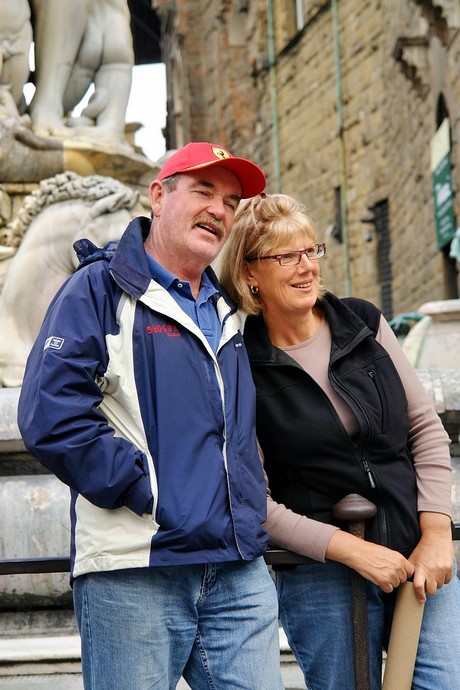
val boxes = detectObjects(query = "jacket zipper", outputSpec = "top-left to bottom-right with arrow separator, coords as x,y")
214,356 -> 244,560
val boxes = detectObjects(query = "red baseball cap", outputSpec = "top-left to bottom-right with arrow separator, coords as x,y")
156,142 -> 266,198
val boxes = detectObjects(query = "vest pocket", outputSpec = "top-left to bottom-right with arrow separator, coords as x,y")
367,369 -> 387,432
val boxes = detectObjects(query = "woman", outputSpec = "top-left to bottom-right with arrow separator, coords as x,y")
219,192 -> 460,690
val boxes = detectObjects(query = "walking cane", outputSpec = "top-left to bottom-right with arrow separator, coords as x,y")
333,494 -> 377,690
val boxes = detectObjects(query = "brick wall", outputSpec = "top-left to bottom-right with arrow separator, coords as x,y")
156,0 -> 460,314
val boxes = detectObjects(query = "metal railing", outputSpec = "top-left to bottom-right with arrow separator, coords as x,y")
1,524 -> 459,575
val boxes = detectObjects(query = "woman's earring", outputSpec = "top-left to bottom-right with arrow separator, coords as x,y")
250,285 -> 259,294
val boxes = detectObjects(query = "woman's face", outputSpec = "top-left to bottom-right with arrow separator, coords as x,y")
245,234 -> 321,319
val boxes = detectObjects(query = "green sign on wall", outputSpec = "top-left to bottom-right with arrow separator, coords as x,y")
431,119 -> 456,250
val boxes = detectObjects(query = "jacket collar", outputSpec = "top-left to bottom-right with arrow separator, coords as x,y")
109,216 -> 227,302
109,217 -> 154,298
244,292 -> 374,364
320,293 -> 376,358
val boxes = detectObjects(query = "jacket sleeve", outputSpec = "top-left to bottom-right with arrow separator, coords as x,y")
17,266 -> 153,516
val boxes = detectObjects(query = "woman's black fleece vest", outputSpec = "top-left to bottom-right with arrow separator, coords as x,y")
244,293 -> 421,557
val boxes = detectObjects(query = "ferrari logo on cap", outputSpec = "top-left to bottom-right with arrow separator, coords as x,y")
212,147 -> 230,160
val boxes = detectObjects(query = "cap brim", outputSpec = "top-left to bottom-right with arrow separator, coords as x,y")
184,158 -> 266,199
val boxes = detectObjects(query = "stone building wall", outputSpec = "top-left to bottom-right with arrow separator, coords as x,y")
154,0 -> 262,157
154,0 -> 460,315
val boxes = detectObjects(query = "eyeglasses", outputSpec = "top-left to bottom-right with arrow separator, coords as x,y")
245,244 -> 326,266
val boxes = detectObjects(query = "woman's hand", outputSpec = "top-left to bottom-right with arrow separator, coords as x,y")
409,512 -> 454,603
326,529 -> 414,591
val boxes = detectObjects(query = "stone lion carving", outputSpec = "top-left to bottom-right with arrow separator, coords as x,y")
0,171 -> 141,387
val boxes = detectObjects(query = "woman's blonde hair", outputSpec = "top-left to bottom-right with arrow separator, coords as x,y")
219,193 -> 324,315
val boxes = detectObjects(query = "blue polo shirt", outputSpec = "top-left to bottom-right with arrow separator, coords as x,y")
145,253 -> 222,352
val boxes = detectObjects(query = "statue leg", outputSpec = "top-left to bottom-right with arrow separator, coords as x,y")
29,0 -> 95,135
0,0 -> 32,112
67,0 -> 134,143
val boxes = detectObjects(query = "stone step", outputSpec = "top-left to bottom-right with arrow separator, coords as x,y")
0,629 -> 307,690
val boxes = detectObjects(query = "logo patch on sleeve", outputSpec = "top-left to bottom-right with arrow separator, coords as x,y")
44,336 -> 65,351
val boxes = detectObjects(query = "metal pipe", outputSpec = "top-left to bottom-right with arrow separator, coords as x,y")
331,0 -> 352,296
267,0 -> 282,191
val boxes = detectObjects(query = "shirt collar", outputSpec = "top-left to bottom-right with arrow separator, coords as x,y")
145,251 -> 219,300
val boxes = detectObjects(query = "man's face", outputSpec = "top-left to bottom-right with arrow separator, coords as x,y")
149,167 -> 242,270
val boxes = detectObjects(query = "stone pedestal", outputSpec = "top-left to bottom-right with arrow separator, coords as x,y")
0,389 -> 72,617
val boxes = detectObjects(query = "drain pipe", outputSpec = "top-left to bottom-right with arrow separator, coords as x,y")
267,0 -> 282,191
331,0 -> 352,296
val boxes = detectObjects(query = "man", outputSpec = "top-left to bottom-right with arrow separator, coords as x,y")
18,142 -> 284,690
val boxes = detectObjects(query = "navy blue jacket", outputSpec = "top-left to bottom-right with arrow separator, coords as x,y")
18,217 -> 269,577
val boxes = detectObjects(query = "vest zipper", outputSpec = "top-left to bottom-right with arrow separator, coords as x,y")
330,369 -> 377,490
362,458 -> 376,488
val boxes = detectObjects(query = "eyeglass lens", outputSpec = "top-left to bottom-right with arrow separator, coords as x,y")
279,245 -> 325,265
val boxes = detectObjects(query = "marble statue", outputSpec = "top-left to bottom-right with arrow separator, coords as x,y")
29,0 -> 134,143
0,0 -> 32,118
0,0 -> 134,145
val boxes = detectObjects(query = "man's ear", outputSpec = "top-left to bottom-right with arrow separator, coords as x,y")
149,180 -> 164,217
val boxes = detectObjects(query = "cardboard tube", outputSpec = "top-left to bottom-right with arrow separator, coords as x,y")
382,582 -> 425,690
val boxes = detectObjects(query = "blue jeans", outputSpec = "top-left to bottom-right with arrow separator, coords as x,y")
73,558 -> 284,690
277,560 -> 460,690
